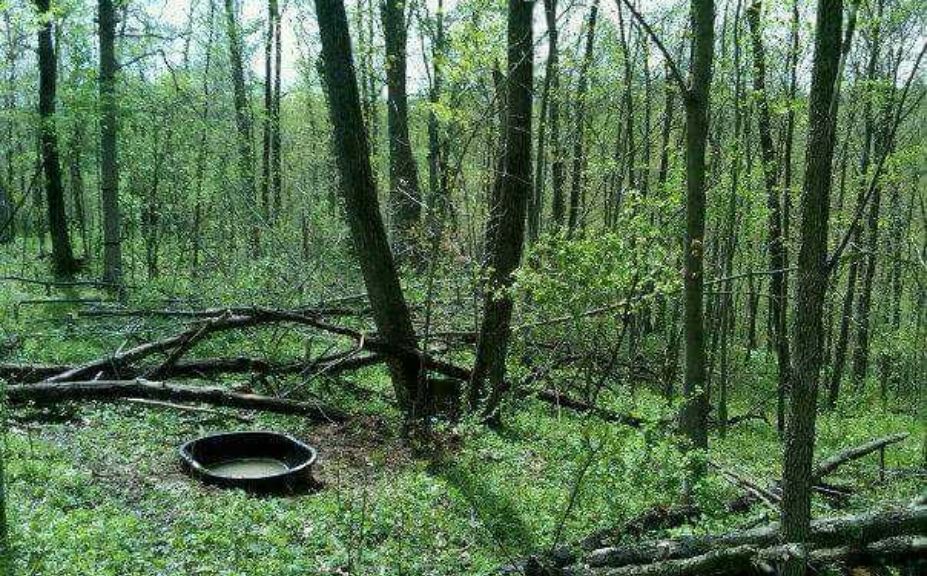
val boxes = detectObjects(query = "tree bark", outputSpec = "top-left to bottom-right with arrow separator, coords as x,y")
313,0 -> 427,420
426,0 -> 450,231
99,0 -> 123,290
7,380 -> 348,423
261,0 -> 278,220
222,0 -> 257,251
679,0 -> 715,475
746,0 -> 790,435
271,2 -> 282,219
382,0 -> 422,253
468,0 -> 534,418
35,0 -> 77,277
545,0 -> 565,231
566,0 -> 598,237
587,505 -> 926,569
783,1 -> 843,575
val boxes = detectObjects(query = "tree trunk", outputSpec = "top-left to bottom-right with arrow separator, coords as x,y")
222,0 -> 257,252
746,0 -> 790,435
468,0 -> 534,419
679,0 -> 715,476
191,0 -> 216,275
271,3 -> 282,219
545,0 -> 565,231
567,0 -> 598,237
67,126 -> 88,260
426,0 -> 450,231
530,1 -> 552,244
35,0 -> 77,277
261,0 -> 278,220
313,0 -> 427,421
851,41 -> 892,390
99,0 -> 123,289
783,1 -> 843,575
382,0 -> 423,256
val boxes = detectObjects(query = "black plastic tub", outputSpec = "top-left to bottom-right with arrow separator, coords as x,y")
179,431 -> 317,493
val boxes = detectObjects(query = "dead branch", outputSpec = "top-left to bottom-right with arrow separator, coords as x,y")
580,535 -> 925,576
535,389 -> 650,428
123,398 -> 254,423
812,433 -> 910,480
575,433 -> 913,552
7,379 -> 348,423
3,353 -> 384,383
585,504 -> 926,569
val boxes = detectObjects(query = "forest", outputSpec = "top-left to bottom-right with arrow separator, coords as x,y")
0,0 -> 924,574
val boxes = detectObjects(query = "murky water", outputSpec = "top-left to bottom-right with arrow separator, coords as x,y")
208,458 -> 289,479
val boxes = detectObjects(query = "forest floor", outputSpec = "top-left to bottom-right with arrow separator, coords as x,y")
1,261 -> 923,576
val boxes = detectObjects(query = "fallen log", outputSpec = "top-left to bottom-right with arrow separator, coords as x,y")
581,433 -> 912,551
0,362 -> 71,382
812,433 -> 910,480
576,535 -> 926,576
535,389 -> 650,428
3,353 -> 385,383
75,304 -> 364,320
585,505 -> 926,569
123,398 -> 254,423
7,379 -> 348,423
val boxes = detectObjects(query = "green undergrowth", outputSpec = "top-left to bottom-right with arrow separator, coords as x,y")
1,258 -> 923,575
3,395 -> 921,575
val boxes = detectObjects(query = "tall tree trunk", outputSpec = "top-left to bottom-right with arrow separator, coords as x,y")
271,2 -> 282,219
851,31 -> 894,391
781,0 -> 799,248
222,0 -> 257,252
567,0 -> 598,236
718,0 -> 744,440
782,1 -> 842,575
67,125 -> 88,259
35,0 -> 77,277
530,2 -> 552,244
545,0 -> 565,231
426,0 -> 450,230
746,0 -> 791,435
99,0 -> 123,289
828,3 -> 882,405
313,0 -> 427,421
382,0 -> 422,255
191,0 -> 216,275
657,60 -> 676,194
679,0 -> 715,476
261,0 -> 278,220
469,0 -> 534,420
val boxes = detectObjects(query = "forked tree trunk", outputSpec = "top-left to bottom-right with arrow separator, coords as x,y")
382,0 -> 422,254
469,0 -> 534,419
783,1 -> 843,575
567,0 -> 598,237
313,0 -> 427,421
35,0 -> 77,277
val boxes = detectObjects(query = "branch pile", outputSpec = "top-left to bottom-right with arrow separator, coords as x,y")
4,305 -> 472,420
505,434 -> 912,575
571,505 -> 925,575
